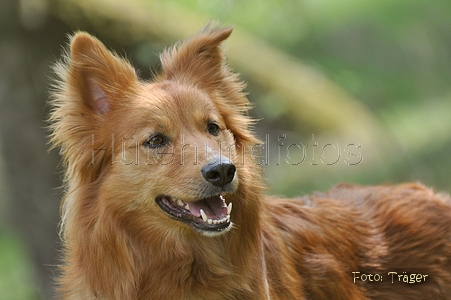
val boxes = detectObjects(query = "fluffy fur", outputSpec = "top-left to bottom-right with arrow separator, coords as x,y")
49,25 -> 451,299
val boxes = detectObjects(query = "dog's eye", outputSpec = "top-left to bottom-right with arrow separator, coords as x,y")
143,134 -> 167,148
207,123 -> 220,136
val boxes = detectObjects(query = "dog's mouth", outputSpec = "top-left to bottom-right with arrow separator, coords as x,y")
156,195 -> 232,234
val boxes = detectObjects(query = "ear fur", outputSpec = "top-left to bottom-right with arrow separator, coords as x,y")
160,25 -> 260,146
160,25 -> 233,89
49,32 -> 138,183
68,32 -> 138,115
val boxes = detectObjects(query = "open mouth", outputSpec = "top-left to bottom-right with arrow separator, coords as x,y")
156,194 -> 233,234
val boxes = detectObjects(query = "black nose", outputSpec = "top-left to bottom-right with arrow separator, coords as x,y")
201,159 -> 236,188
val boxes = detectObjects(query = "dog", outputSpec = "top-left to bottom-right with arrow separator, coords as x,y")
49,24 -> 451,299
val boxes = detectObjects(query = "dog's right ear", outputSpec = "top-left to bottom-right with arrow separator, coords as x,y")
67,32 -> 138,115
49,32 -> 139,183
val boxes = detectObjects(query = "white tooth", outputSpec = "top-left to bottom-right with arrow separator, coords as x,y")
200,209 -> 208,222
177,200 -> 184,206
208,219 -> 213,224
185,204 -> 190,210
227,202 -> 233,215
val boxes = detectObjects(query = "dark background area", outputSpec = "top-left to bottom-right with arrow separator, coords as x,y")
0,0 -> 450,298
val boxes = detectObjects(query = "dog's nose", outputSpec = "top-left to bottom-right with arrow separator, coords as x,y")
201,159 -> 236,187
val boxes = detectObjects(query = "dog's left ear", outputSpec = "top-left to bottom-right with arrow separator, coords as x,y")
159,26 -> 233,90
160,25 -> 259,145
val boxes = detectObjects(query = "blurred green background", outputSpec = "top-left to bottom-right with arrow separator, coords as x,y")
0,0 -> 450,298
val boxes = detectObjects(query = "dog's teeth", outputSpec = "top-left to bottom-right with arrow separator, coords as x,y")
177,200 -> 184,207
213,220 -> 218,225
185,204 -> 190,210
200,209 -> 208,222
227,202 -> 233,215
208,219 -> 213,224
213,216 -> 229,224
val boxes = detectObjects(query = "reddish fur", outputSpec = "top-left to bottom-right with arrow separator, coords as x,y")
49,25 -> 451,299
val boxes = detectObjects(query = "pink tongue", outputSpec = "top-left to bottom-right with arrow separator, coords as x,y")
188,196 -> 227,219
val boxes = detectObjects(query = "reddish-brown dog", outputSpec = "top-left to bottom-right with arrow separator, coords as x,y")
49,25 -> 451,299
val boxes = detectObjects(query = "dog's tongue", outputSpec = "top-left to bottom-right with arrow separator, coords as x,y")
188,195 -> 228,219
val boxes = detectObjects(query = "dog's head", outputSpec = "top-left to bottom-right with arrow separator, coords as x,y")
50,26 -> 260,237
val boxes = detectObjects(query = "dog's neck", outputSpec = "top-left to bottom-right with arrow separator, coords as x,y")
133,187 -> 267,299
61,172 -> 269,299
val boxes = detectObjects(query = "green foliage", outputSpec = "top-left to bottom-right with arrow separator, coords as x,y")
0,232 -> 41,300
169,0 -> 451,193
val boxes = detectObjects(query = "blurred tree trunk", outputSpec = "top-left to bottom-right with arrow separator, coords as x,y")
0,0 -> 70,298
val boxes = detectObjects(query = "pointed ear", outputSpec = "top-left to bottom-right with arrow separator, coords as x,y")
160,25 -> 259,146
49,32 -> 139,183
159,26 -> 233,89
68,32 -> 138,115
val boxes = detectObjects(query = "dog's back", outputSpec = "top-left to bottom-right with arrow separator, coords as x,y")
264,183 -> 451,299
